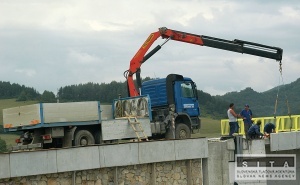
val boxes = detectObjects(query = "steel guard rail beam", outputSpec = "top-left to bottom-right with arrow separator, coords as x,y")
221,115 -> 300,136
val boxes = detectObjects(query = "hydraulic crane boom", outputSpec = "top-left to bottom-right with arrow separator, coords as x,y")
124,27 -> 283,97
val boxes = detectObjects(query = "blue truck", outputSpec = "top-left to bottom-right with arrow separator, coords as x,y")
141,74 -> 200,139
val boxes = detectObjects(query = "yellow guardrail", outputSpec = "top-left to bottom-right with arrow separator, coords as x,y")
221,115 -> 300,136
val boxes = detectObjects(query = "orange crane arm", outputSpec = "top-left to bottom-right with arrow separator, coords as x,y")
124,27 -> 283,97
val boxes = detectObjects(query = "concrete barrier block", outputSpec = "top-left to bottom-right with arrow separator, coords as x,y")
174,138 -> 208,160
229,150 -> 235,161
243,138 -> 248,150
57,146 -> 100,172
99,143 -> 139,167
0,154 -> 10,179
226,138 -> 235,150
10,150 -> 57,177
138,140 -> 175,164
264,138 -> 270,145
243,139 -> 265,155
270,133 -> 279,151
221,141 -> 231,184
296,131 -> 300,149
205,141 -> 228,185
228,161 -> 235,183
278,132 -> 296,151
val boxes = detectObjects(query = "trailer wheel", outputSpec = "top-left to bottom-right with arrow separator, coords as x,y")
74,130 -> 95,146
175,123 -> 191,139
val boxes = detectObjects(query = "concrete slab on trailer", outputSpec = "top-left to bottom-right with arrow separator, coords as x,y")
43,102 -> 99,123
3,101 -> 103,129
101,118 -> 152,140
3,104 -> 40,128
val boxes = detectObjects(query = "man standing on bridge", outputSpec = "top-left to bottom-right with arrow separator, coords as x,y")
240,104 -> 252,139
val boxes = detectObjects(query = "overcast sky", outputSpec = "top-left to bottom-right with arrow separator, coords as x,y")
0,0 -> 299,96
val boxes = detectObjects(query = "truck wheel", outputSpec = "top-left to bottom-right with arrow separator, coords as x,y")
74,130 -> 95,146
175,123 -> 191,139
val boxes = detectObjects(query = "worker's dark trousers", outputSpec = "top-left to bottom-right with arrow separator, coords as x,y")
229,122 -> 238,136
244,123 -> 251,139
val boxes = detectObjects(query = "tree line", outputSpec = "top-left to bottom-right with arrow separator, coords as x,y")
2,77 -> 299,120
0,81 -> 56,103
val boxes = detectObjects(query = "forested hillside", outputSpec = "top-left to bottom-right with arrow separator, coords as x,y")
0,81 -> 40,101
216,78 -> 300,117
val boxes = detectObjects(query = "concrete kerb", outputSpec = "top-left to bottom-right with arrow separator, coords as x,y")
99,142 -> 139,168
0,153 -> 10,179
174,138 -> 208,160
138,140 -> 176,164
10,150 -> 57,177
57,145 -> 100,172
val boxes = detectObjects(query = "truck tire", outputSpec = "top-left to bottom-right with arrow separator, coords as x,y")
74,130 -> 95,146
175,123 -> 191,139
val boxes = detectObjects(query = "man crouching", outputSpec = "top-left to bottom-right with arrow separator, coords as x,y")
248,120 -> 263,139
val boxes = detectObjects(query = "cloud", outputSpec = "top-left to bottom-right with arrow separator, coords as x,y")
14,69 -> 37,77
0,0 -> 299,96
67,49 -> 99,64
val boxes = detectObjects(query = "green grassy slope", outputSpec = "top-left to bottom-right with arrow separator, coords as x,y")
192,117 -> 221,138
0,134 -> 19,147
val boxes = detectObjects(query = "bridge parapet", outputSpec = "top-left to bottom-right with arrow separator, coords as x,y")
0,138 -> 208,180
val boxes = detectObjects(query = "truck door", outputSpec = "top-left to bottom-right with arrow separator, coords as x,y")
174,81 -> 200,116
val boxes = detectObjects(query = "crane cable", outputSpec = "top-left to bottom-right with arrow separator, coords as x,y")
273,60 -> 292,131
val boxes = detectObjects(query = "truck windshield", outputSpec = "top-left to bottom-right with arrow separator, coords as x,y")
181,82 -> 195,98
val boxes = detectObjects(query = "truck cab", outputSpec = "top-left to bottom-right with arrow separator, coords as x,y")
141,74 -> 200,138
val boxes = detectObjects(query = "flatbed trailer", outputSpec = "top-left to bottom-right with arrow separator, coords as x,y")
3,96 -> 152,150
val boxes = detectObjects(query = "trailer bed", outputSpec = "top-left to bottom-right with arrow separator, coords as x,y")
3,101 -> 113,130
